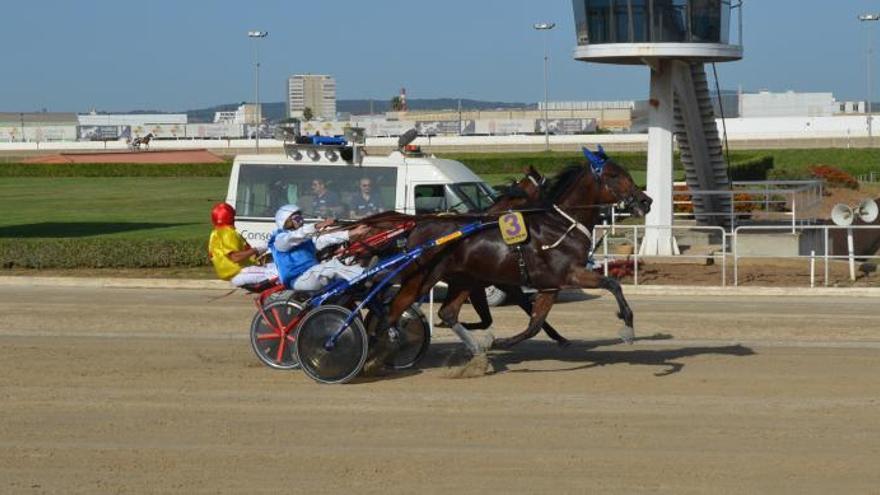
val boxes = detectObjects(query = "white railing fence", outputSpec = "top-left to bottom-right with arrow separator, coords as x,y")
589,223 -> 880,288
592,225 -> 729,287
610,180 -> 825,234
732,225 -> 880,287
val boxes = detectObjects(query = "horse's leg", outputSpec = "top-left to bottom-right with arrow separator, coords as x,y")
462,286 -> 493,330
438,283 -> 494,353
492,291 -> 558,349
506,286 -> 571,347
567,266 -> 635,343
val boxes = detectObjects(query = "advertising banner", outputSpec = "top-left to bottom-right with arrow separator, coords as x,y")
78,126 -> 121,141
535,118 -> 598,135
359,120 -> 416,137
474,119 -> 535,135
184,123 -> 243,139
416,120 -> 474,136
300,121 -> 347,136
130,123 -> 186,139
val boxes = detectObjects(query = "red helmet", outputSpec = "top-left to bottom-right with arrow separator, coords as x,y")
211,202 -> 236,227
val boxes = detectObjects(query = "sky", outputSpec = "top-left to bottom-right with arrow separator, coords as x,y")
2,0 -> 880,112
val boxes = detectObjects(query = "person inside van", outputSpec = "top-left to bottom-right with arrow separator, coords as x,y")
269,204 -> 370,291
349,177 -> 383,218
311,178 -> 343,218
208,202 -> 278,289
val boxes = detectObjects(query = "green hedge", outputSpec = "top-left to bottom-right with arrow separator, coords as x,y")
0,162 -> 231,178
440,151 -> 650,175
728,155 -> 774,181
0,238 -> 209,269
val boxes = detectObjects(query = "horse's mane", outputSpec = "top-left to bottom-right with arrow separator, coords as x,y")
542,164 -> 587,204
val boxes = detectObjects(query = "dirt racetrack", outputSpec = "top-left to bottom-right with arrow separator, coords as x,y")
21,149 -> 225,164
1,283 -> 878,493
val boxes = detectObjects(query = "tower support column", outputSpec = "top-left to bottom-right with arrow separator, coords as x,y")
640,59 -> 680,256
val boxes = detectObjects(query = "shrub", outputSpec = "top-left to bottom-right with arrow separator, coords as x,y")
729,155 -> 774,181
0,238 -> 208,269
440,151 -> 649,175
808,165 -> 859,189
673,184 -> 693,214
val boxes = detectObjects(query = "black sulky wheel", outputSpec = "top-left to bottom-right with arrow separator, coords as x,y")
294,305 -> 368,384
365,305 -> 431,370
249,299 -> 305,370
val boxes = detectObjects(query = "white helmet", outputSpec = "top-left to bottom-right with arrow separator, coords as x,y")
275,204 -> 301,229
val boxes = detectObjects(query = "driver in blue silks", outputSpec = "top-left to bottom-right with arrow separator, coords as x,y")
268,204 -> 370,291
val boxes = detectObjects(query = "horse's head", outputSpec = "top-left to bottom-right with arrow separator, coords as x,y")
582,146 -> 652,217
513,165 -> 546,202
493,166 -> 547,210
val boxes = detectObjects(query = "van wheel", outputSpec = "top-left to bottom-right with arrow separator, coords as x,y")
484,285 -> 507,307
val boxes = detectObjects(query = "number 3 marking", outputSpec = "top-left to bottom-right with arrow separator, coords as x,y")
503,214 -> 522,236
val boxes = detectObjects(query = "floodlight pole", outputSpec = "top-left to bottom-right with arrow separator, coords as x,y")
248,30 -> 269,153
859,14 -> 879,146
534,22 -> 556,152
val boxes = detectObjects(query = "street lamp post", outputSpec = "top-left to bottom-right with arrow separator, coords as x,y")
534,22 -> 556,152
248,30 -> 268,152
860,14 -> 879,146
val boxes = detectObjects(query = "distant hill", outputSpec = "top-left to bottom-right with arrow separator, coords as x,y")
184,99 -> 534,123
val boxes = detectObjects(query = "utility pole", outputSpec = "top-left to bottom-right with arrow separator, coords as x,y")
859,14 -> 880,146
533,22 -> 556,152
458,98 -> 463,135
248,30 -> 269,152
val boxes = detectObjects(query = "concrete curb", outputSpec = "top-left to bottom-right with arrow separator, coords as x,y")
610,284 -> 880,297
2,276 -> 879,297
0,276 -> 230,290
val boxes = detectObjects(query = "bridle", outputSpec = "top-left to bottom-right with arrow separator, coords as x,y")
540,147 -> 638,251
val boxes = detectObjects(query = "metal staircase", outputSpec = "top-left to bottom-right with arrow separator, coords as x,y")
673,62 -> 731,227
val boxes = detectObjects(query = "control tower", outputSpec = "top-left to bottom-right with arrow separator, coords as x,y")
571,0 -> 743,255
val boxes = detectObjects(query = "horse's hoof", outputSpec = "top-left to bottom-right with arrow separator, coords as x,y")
619,326 -> 635,344
472,330 -> 495,352
361,356 -> 388,376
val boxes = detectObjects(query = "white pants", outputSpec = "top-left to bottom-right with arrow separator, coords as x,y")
292,258 -> 364,291
230,263 -> 278,287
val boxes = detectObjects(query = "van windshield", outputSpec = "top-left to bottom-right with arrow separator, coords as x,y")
235,164 -> 398,220
451,182 -> 497,211
413,182 -> 497,214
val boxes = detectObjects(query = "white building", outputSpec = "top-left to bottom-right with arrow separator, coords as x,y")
287,74 -> 336,120
213,104 -> 260,125
739,91 -> 838,118
77,113 -> 187,126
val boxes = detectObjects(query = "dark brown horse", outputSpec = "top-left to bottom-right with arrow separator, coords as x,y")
384,153 -> 651,359
351,167 -> 571,345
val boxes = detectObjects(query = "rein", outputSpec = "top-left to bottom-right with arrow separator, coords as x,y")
541,204 -> 594,251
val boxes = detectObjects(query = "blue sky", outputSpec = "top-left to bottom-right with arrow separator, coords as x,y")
2,0 -> 879,112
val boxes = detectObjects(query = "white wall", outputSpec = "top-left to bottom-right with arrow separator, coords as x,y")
0,114 -> 876,151
78,114 -> 188,126
740,92 -> 837,118
718,115 -> 872,139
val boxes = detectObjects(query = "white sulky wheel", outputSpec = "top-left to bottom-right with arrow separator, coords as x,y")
294,305 -> 368,385
249,299 -> 304,370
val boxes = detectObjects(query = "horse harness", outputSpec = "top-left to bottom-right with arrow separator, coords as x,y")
541,204 -> 594,251
507,203 -> 601,289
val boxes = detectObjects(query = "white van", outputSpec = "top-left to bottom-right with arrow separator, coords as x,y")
225,140 -> 497,248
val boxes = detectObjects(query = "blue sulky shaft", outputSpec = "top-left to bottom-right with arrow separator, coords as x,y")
321,221 -> 493,350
